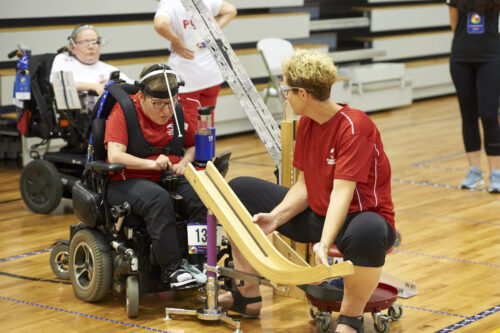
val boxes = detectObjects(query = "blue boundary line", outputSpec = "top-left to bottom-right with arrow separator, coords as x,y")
391,178 -> 489,192
396,210 -> 500,226
396,151 -> 496,191
393,249 -> 500,268
402,304 -> 468,318
0,296 -> 170,333
410,152 -> 465,165
0,248 -> 51,263
434,305 -> 500,333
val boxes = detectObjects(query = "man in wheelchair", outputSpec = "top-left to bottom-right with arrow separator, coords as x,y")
103,64 -> 206,288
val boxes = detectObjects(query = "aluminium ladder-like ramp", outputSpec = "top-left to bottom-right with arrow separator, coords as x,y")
185,162 -> 354,286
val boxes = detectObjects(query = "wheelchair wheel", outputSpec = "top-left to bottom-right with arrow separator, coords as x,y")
69,229 -> 112,302
50,243 -> 70,280
20,159 -> 63,214
126,275 -> 140,318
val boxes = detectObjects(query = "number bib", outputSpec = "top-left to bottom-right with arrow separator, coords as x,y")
467,12 -> 484,34
14,73 -> 31,100
187,222 -> 224,254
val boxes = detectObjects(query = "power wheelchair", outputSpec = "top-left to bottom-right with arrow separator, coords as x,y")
10,46 -> 119,213
48,81 -> 232,318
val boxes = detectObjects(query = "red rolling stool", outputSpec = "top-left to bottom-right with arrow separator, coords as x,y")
301,243 -> 402,333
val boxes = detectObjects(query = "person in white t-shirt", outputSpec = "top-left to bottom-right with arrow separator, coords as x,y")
154,0 -> 236,131
50,24 -> 132,96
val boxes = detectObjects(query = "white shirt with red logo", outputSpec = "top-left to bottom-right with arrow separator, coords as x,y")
49,53 -> 132,85
293,104 -> 395,230
155,0 -> 224,93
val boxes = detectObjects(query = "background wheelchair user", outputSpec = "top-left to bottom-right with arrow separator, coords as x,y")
49,24 -> 133,98
104,64 -> 206,288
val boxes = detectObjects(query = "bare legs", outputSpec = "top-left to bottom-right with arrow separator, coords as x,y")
218,242 -> 262,313
222,241 -> 383,332
466,150 -> 500,172
466,151 -> 482,169
487,155 -> 500,171
335,265 -> 383,333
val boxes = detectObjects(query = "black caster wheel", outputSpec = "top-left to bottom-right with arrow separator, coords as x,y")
49,243 -> 70,280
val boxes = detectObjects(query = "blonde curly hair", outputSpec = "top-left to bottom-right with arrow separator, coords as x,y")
282,50 -> 337,101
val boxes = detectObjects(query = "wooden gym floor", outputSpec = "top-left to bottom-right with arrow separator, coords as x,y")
0,95 -> 499,332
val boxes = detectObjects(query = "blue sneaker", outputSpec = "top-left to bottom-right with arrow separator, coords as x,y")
489,169 -> 500,193
461,166 -> 484,189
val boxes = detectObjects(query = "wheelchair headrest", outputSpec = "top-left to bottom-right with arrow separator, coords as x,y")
24,53 -> 57,96
91,83 -> 139,120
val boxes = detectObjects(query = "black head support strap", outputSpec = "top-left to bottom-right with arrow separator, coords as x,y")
136,63 -> 184,137
136,63 -> 185,98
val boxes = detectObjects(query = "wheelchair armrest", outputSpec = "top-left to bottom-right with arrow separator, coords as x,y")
86,160 -> 126,175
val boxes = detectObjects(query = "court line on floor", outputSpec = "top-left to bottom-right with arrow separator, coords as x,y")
0,296 -> 170,332
0,198 -> 22,205
410,151 -> 465,166
0,271 -> 71,285
0,248 -> 51,263
391,178 -> 489,192
230,160 -> 275,168
434,304 -> 500,333
393,249 -> 500,268
400,151 -> 494,191
402,304 -> 467,318
395,210 -> 500,226
1,247 -> 495,330
229,151 -> 268,161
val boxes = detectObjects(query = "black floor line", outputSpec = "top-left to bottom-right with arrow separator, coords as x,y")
0,271 -> 71,285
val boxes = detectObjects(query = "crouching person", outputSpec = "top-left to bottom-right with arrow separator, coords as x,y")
221,51 -> 396,333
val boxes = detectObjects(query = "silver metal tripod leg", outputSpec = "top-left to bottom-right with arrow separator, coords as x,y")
164,275 -> 242,332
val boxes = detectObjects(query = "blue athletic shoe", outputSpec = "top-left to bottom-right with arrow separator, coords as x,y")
489,169 -> 500,193
461,166 -> 484,189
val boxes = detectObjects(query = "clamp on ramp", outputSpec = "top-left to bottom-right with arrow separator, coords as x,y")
185,162 -> 354,285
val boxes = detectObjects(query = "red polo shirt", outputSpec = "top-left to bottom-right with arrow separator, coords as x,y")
104,94 -> 195,181
293,104 -> 395,230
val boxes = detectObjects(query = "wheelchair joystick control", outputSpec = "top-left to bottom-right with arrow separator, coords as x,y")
158,170 -> 178,192
194,106 -> 215,169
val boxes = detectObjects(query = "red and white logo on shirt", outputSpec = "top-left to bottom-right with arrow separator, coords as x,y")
166,123 -> 174,136
326,148 -> 336,165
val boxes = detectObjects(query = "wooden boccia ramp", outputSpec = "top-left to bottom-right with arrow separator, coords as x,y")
184,161 -> 354,285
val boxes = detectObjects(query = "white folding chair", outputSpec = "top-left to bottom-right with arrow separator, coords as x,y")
256,38 -> 294,103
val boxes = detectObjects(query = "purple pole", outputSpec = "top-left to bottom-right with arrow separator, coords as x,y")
206,211 -> 217,278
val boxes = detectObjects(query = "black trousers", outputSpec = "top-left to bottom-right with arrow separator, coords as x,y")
450,61 -> 500,156
107,177 -> 206,269
229,177 -> 395,267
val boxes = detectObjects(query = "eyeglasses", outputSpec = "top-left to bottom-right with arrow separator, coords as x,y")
74,39 -> 101,47
148,96 -> 178,110
279,85 -> 313,100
